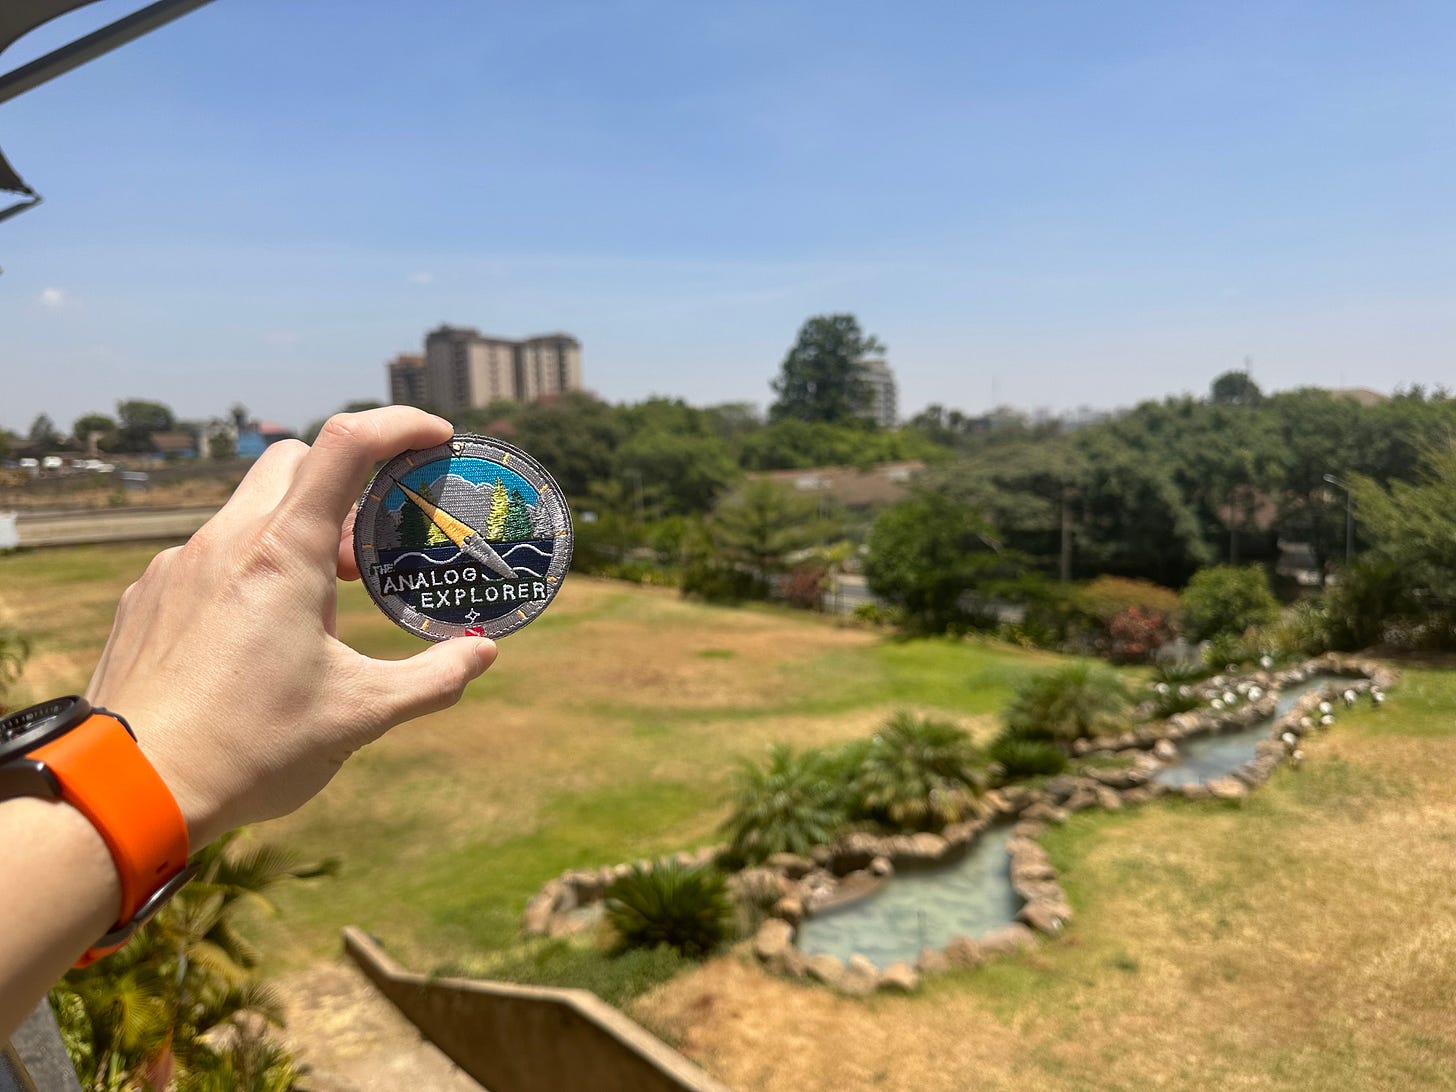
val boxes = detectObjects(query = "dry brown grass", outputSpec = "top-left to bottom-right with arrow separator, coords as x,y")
636,695 -> 1456,1091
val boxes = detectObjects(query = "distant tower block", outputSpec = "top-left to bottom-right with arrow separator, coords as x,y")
389,326 -> 583,413
857,359 -> 898,428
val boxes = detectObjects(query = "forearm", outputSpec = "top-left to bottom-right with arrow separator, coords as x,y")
0,797 -> 121,1040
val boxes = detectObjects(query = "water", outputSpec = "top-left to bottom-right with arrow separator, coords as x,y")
1153,676 -> 1332,788
794,824 -> 1022,970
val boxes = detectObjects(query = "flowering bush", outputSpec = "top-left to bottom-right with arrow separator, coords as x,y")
1105,605 -> 1175,664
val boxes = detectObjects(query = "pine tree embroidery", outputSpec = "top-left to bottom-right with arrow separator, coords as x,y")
419,483 -> 450,546
503,488 -> 533,540
486,478 -> 510,540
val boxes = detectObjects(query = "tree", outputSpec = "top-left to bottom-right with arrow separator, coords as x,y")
851,712 -> 985,830
503,488 -> 533,540
722,744 -> 851,864
28,413 -> 60,450
206,425 -> 237,461
705,478 -> 831,586
52,831 -> 331,1090
616,428 -> 739,516
72,413 -> 118,451
1180,564 -> 1280,641
1210,370 -> 1264,406
769,314 -> 885,425
485,479 -> 510,540
1001,663 -> 1131,744
115,400 -> 177,453
864,490 -> 1031,633
1347,439 -> 1456,644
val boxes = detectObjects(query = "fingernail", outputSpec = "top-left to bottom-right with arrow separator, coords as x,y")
472,639 -> 498,675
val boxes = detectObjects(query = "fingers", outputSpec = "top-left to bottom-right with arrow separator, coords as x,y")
337,506 -> 361,581
219,439 -> 310,522
279,408 -> 453,553
351,638 -> 497,736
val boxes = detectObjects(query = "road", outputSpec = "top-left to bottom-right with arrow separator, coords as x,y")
10,506 -> 219,548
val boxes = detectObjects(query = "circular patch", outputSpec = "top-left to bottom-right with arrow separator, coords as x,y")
354,434 -> 572,641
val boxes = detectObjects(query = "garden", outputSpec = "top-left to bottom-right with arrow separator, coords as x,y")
4,542 -> 1453,1090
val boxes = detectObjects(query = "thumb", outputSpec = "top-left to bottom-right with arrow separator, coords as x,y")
361,638 -> 498,728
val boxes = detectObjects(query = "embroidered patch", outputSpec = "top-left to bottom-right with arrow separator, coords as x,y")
354,434 -> 572,641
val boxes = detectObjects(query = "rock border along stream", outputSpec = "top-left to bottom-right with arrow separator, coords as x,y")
522,654 -> 1396,996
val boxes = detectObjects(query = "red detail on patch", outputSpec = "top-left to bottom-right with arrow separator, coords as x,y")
465,626 -> 484,637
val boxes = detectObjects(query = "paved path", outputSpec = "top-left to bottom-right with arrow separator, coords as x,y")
12,506 -> 219,547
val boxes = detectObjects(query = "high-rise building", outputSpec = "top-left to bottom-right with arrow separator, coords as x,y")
386,353 -> 427,406
517,334 -> 583,402
391,326 -> 583,413
857,359 -> 897,429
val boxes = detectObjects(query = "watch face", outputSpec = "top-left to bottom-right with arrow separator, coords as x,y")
0,697 -> 85,756
354,435 -> 573,641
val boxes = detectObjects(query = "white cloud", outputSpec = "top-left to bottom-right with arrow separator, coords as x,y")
38,287 -> 66,308
408,271 -> 434,285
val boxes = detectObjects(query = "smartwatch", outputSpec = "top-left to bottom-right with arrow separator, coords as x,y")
0,696 -> 194,966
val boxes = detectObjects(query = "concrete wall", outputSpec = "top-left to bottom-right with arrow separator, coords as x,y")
342,928 -> 731,1092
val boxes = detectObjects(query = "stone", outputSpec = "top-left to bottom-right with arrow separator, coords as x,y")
1121,786 -> 1154,806
805,953 -> 845,987
916,947 -> 950,975
1153,739 -> 1178,761
944,935 -> 985,968
1000,785 -> 1034,811
766,852 -> 815,879
1063,785 -> 1099,812
754,918 -> 794,962
1207,777 -> 1248,801
1181,784 -> 1211,801
942,821 -> 978,846
869,855 -> 894,877
522,891 -> 556,936
899,832 -> 949,862
980,789 -> 1009,814
730,867 -> 787,906
979,923 -> 1037,955
1011,859 -> 1057,885
772,896 -> 804,924
1021,802 -> 1068,824
878,962 -> 920,992
1019,901 -> 1070,935
1094,786 -> 1123,811
1044,776 -> 1078,803
841,954 -> 879,995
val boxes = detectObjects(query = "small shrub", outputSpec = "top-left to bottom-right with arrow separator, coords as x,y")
483,939 -> 691,1007
1003,663 -> 1132,743
1202,630 -> 1255,670
1269,599 -> 1333,659
1105,605 -> 1175,664
1323,555 -> 1416,651
851,712 -> 986,830
1181,565 -> 1279,642
782,563 -> 828,610
605,862 -> 734,958
1076,576 -> 1181,622
988,735 -> 1067,779
721,745 -> 851,864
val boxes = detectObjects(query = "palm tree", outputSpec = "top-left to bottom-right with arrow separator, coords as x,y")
51,832 -> 335,1091
852,712 -> 987,831
721,744 -> 851,864
1002,663 -> 1132,744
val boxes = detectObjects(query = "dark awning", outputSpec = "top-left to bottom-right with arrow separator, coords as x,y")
0,0 -> 215,221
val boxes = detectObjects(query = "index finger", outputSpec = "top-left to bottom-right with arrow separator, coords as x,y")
277,407 -> 453,550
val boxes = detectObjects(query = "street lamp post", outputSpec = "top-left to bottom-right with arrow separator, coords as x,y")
1323,473 -> 1354,568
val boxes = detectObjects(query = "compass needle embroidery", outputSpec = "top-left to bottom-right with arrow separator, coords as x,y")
355,435 -> 573,641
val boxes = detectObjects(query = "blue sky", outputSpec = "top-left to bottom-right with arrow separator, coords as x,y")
2,1 -> 1453,434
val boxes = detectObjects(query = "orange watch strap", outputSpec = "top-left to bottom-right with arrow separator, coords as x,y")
28,712 -> 190,963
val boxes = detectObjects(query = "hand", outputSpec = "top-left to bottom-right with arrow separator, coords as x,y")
84,408 -> 497,848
